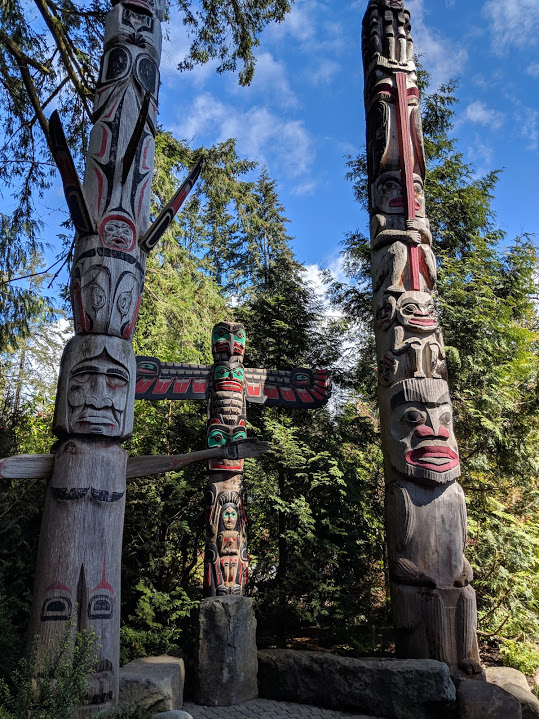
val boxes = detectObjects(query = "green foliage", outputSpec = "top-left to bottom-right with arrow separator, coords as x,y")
0,624 -> 96,719
499,640 -> 539,677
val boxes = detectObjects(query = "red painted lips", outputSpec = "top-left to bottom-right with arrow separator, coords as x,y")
406,446 -> 459,472
409,318 -> 437,326
216,380 -> 243,393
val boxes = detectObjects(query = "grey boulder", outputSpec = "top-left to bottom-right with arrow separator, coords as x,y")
257,648 -> 456,719
152,713 -> 193,719
458,678 -> 522,719
119,654 -> 185,714
486,666 -> 539,718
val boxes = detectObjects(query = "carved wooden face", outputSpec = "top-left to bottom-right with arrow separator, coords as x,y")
373,171 -> 425,216
207,418 -> 247,471
221,504 -> 239,531
211,322 -> 246,361
386,379 -> 460,484
54,336 -> 136,439
213,363 -> 245,393
396,291 -> 438,333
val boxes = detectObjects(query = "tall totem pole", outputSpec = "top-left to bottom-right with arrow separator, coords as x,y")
361,0 -> 482,676
28,0 -> 168,713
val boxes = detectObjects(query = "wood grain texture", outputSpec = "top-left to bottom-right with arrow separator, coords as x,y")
362,0 -> 480,677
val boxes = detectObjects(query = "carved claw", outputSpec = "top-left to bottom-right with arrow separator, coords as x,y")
224,438 -> 271,460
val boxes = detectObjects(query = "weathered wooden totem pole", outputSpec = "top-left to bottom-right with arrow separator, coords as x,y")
135,321 -> 332,597
20,0 -> 208,714
361,0 -> 481,677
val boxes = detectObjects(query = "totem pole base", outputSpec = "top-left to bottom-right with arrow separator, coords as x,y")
194,596 -> 258,706
392,583 -> 483,681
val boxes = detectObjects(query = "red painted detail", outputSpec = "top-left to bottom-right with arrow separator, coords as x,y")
99,214 -> 136,252
171,188 -> 188,213
72,281 -> 91,332
45,557 -> 71,594
192,380 -> 208,395
141,137 -> 151,171
280,387 -> 296,402
310,390 -> 324,400
415,425 -> 450,438
173,379 -> 192,395
58,154 -> 77,185
122,295 -> 142,339
93,166 -> 105,215
93,556 -> 114,594
406,446 -> 459,472
395,72 -> 416,221
95,126 -> 109,159
409,245 -> 420,291
136,378 -> 155,393
103,96 -> 120,120
263,385 -> 279,399
246,383 -> 262,398
137,176 -> 151,220
419,249 -> 435,290
296,388 -> 314,403
376,83 -> 396,97
410,318 -> 436,327
153,379 -> 174,394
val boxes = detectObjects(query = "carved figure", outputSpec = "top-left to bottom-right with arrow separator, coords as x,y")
362,0 -> 481,678
377,291 -> 446,383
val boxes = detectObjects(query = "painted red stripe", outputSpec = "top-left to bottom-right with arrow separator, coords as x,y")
396,72 -> 416,221
409,245 -> 420,291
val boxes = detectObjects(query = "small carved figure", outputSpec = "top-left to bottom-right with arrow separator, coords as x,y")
371,172 -> 436,294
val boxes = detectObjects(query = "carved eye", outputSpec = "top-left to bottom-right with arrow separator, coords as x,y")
216,328 -> 227,338
413,182 -> 423,195
72,373 -> 92,385
233,430 -> 247,441
401,409 -> 425,425
401,302 -> 418,315
235,330 -> 245,340
440,411 -> 452,424
106,376 -> 127,389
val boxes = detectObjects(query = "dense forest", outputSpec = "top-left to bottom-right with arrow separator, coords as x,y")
0,0 -> 538,715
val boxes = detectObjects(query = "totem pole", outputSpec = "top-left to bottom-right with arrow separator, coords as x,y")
22,1 -> 209,714
361,0 -> 481,676
135,320 -> 332,597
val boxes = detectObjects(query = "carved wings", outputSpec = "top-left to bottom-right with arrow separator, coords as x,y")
135,356 -> 331,408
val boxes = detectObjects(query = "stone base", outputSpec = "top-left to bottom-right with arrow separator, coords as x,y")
119,655 -> 185,714
194,596 -> 257,706
257,649 -> 457,719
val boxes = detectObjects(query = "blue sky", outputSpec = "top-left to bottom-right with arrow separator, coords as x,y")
4,0 -> 539,293
157,0 -> 539,284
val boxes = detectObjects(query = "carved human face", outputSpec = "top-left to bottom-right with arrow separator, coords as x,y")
380,0 -> 404,8
54,336 -> 136,439
385,379 -> 460,484
396,291 -> 438,333
376,295 -> 397,331
211,322 -> 246,361
99,216 -> 136,252
68,354 -> 129,436
373,171 -> 425,216
222,504 -> 239,531
213,363 -> 245,393
207,418 -> 247,471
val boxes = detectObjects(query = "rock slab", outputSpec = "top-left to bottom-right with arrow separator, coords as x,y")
458,678 -> 522,719
257,649 -> 456,719
194,596 -> 258,706
119,654 -> 185,713
486,667 -> 539,719
152,713 -> 193,719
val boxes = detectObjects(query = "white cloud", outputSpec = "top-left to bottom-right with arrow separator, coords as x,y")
483,0 -> 539,52
172,93 -> 315,181
519,108 -> 539,151
308,59 -> 341,86
230,52 -> 299,109
460,101 -> 505,130
466,136 -> 494,168
526,62 -> 539,78
406,0 -> 468,89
